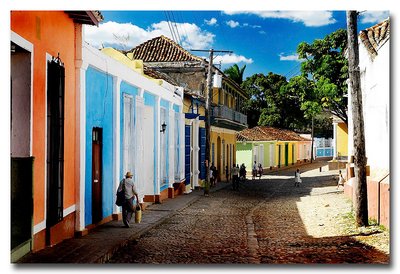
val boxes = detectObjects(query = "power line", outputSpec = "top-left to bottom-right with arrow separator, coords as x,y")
177,11 -> 189,43
164,11 -> 178,45
169,11 -> 182,46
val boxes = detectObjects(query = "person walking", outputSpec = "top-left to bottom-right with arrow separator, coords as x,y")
117,171 -> 139,228
225,165 -> 229,182
258,163 -> 263,179
337,170 -> 345,189
252,161 -> 257,180
232,164 -> 239,191
294,168 -> 302,187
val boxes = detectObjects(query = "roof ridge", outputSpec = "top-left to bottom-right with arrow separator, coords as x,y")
126,35 -> 203,62
359,18 -> 390,58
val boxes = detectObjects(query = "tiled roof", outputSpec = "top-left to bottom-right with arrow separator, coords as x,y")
236,126 -> 310,142
143,65 -> 180,86
359,18 -> 390,58
125,35 -> 204,63
65,11 -> 103,26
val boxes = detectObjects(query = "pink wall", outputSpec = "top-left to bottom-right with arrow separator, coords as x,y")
344,178 -> 390,228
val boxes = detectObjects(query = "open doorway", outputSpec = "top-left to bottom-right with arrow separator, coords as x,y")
10,41 -> 33,257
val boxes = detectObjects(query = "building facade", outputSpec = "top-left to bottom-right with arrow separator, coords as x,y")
121,35 -> 248,191
10,11 -> 102,259
345,18 -> 390,228
236,126 -> 311,173
80,44 -> 185,233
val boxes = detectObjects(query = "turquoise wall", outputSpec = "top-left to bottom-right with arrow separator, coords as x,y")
85,66 -> 114,226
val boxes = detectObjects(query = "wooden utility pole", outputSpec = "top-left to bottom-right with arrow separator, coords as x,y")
346,10 -> 368,227
191,49 -> 232,195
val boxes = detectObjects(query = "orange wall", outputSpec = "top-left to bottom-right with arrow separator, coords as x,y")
11,11 -> 77,226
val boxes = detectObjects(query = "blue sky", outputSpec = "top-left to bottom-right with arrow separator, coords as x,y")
85,10 -> 389,79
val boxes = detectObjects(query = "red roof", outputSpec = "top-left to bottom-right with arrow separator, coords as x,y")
125,35 -> 203,63
359,18 -> 390,58
236,126 -> 310,142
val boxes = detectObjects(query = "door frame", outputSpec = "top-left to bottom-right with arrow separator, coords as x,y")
91,127 -> 103,224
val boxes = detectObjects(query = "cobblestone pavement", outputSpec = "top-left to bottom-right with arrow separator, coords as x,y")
107,161 -> 390,264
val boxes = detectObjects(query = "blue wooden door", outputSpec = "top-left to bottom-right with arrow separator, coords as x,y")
199,127 -> 206,180
185,125 -> 191,185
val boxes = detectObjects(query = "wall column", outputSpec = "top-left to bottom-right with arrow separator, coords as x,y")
333,122 -> 338,159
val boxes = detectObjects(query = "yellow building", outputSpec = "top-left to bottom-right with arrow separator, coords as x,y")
119,35 -> 249,192
333,117 -> 348,160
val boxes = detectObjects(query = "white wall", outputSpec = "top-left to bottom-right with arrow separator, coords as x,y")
355,38 -> 390,171
82,43 -> 184,210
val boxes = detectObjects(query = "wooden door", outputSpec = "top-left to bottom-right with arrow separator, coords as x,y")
92,128 -> 102,224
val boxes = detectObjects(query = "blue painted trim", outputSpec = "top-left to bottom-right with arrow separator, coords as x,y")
185,113 -> 200,119
119,81 -> 138,181
160,184 -> 169,192
85,66 -> 114,226
143,91 -> 158,194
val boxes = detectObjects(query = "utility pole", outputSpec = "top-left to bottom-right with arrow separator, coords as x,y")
191,49 -> 233,195
346,10 -> 368,227
310,116 -> 314,163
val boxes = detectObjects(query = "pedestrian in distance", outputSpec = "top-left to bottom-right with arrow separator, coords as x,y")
294,168 -> 302,187
337,170 -> 345,189
232,164 -> 239,191
239,163 -> 246,182
252,161 -> 257,180
209,167 -> 214,187
210,163 -> 217,187
117,171 -> 139,228
225,165 -> 229,182
213,165 -> 218,185
258,163 -> 263,179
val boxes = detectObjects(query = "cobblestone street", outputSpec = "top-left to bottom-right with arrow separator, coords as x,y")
107,162 -> 389,264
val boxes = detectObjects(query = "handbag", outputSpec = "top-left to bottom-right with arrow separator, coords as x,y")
135,204 -> 142,223
115,180 -> 125,206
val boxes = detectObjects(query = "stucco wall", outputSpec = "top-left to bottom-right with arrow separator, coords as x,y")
11,11 -> 78,230
236,143 -> 253,172
210,127 -> 237,180
85,66 -> 115,226
337,123 -> 348,158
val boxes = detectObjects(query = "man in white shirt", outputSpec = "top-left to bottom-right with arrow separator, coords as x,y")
117,171 -> 139,227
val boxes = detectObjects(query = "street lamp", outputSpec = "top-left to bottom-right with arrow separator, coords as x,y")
160,122 -> 167,134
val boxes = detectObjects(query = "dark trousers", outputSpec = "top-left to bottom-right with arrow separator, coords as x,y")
232,175 -> 239,190
122,197 -> 135,225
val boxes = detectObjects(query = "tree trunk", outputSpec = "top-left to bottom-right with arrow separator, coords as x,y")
346,11 -> 368,227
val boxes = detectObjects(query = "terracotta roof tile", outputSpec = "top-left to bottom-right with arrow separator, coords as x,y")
125,35 -> 203,63
142,65 -> 180,86
359,18 -> 390,58
236,126 -> 310,142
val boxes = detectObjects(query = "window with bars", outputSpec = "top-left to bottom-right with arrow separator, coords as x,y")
46,56 -> 65,229
123,95 -> 135,177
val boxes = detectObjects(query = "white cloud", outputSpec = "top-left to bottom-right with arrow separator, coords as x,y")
279,53 -> 303,62
213,53 -> 253,65
84,20 -> 215,51
226,20 -> 240,28
224,11 -> 336,27
205,18 -> 218,26
359,11 -> 389,24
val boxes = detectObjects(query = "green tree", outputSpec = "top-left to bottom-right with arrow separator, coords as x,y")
297,29 -> 348,125
223,64 -> 246,85
242,72 -> 307,130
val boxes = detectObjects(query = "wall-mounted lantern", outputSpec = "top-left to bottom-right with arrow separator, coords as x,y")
160,122 -> 167,134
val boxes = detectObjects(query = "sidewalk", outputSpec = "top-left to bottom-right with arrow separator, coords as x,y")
16,183 -> 230,264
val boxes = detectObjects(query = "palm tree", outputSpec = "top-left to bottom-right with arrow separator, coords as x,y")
223,64 -> 246,85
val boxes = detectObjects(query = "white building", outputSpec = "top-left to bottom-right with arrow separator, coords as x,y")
347,18 -> 390,178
